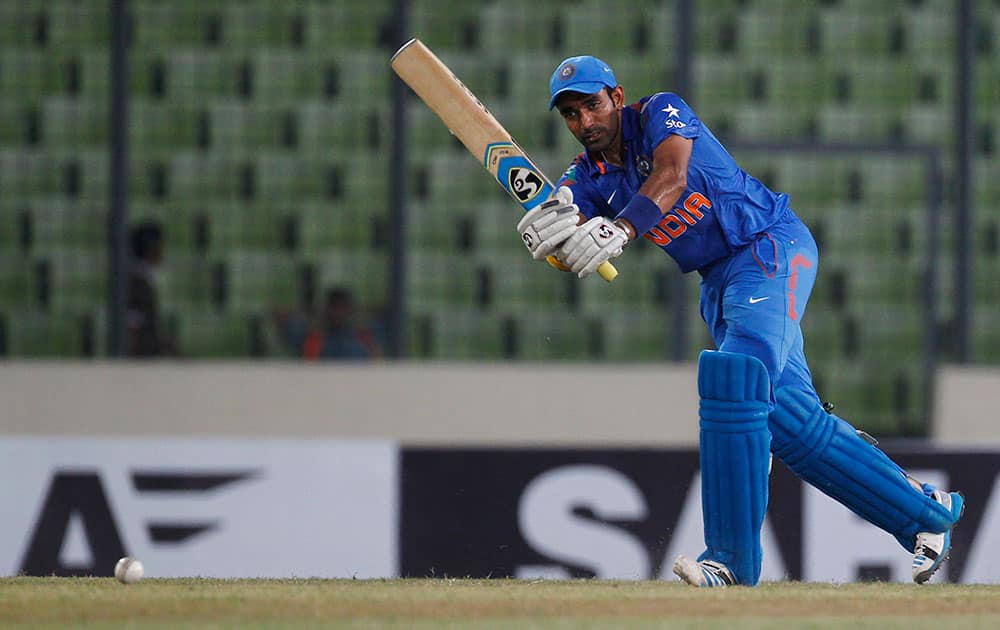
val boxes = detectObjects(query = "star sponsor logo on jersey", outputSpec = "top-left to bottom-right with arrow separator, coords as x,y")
662,103 -> 680,118
664,119 -> 687,129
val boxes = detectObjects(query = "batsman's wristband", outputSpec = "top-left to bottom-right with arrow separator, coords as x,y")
616,194 -> 663,237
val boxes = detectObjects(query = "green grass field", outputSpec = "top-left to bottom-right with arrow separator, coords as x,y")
3,578 -> 1000,629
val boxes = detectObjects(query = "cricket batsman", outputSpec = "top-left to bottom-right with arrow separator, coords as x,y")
517,55 -> 965,586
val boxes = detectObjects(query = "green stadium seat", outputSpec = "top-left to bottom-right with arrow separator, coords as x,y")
0,254 -> 33,307
832,59 -> 918,107
692,54 -> 754,123
255,151 -> 337,202
504,52 -> 565,113
818,6 -> 899,58
974,158 -> 1000,207
313,249 -> 388,308
175,309 -> 253,357
577,248 -> 669,315
169,150 -> 247,200
475,200 -> 530,254
854,305 -> 925,363
129,99 -> 200,151
433,50 -> 504,102
972,306 -> 1000,363
130,1 -> 222,49
600,306 -> 671,362
46,0 -> 110,47
165,49 -> 244,99
159,253 -> 216,309
0,102 -> 29,144
253,48 -> 326,104
974,59 -> 999,114
902,104 -> 955,149
859,157 -> 928,208
41,97 -> 108,148
423,152 -> 500,205
208,101 -> 292,151
562,1 -> 646,56
28,199 -> 106,250
4,309 -> 84,357
762,59 -> 833,108
406,200 -> 464,251
479,1 -> 563,53
800,310 -> 847,360
973,250 -> 1000,305
297,100 -> 388,155
694,1 -> 740,54
297,199 -> 379,257
334,51 -> 392,104
418,308 -> 506,359
730,103 -> 814,142
206,201 -> 288,254
78,49 -> 111,100
329,150 -> 392,212
612,56 -> 672,106
815,104 -> 901,144
303,1 -> 392,51
512,307 -> 595,360
818,205 -> 929,264
410,0 -> 482,50
0,148 -> 106,201
222,250 -> 300,313
220,2 -> 301,50
488,252 -> 571,311
0,1 -> 46,47
406,251 -> 479,310
901,7 -> 955,64
0,49 -> 61,102
44,248 -> 106,313
844,257 -> 924,307
0,148 -> 56,200
770,155 -> 851,208
736,3 -> 820,61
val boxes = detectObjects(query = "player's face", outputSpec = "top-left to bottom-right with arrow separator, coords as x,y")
556,87 -> 624,154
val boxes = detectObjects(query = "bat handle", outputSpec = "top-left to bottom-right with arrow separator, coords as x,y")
597,261 -> 619,282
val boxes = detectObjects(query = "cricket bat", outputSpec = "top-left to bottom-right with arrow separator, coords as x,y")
390,38 -> 618,282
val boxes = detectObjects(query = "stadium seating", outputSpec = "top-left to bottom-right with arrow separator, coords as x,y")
0,0 -> 991,435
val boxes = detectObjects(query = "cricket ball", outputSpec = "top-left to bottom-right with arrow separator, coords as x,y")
114,556 -> 145,584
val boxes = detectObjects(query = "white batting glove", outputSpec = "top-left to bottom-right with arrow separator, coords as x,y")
558,216 -> 628,278
516,186 -> 580,261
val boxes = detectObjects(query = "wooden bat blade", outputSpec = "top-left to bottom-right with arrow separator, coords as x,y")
391,38 -> 618,282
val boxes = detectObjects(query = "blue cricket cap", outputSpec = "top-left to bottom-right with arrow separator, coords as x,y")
548,55 -> 618,110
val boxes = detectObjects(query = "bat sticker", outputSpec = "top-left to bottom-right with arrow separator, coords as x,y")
484,142 -> 553,211
508,168 -> 544,202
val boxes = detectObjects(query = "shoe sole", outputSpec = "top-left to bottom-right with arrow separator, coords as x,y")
914,491 -> 966,585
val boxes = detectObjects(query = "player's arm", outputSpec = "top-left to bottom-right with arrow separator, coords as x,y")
614,135 -> 693,240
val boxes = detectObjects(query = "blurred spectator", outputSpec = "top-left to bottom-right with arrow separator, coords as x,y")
126,221 -> 177,357
273,287 -> 381,360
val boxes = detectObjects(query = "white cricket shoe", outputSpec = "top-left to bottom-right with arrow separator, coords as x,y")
672,555 -> 736,587
912,490 -> 965,584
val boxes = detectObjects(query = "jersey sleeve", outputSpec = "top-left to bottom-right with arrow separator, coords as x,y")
555,155 -> 603,219
641,92 -> 702,149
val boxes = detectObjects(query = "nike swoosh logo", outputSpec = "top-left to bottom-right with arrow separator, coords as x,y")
748,296 -> 770,304
606,190 -> 616,206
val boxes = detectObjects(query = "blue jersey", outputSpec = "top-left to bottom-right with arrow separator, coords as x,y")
556,93 -> 790,273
